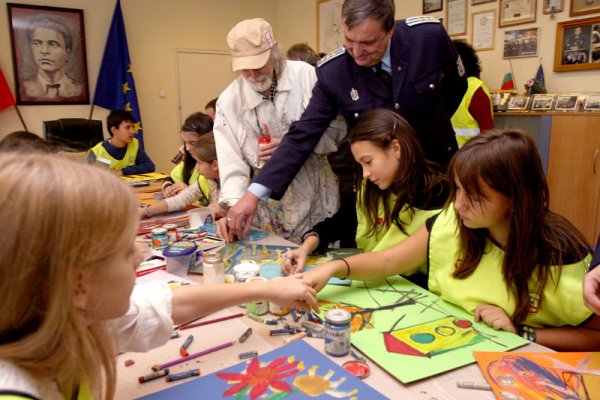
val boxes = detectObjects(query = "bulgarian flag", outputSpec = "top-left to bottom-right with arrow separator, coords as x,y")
0,68 -> 15,111
501,72 -> 515,90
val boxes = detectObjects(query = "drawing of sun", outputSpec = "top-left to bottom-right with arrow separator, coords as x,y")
293,365 -> 359,399
216,355 -> 301,399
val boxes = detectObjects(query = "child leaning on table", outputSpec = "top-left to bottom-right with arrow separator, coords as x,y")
305,128 -> 600,351
140,132 -> 223,219
162,112 -> 214,201
0,153 -> 318,400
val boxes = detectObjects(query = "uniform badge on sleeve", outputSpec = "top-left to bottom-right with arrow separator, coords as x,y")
350,88 -> 359,101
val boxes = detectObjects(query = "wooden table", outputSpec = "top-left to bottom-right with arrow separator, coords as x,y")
117,233 -> 550,399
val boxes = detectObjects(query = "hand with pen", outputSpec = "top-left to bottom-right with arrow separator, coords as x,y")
281,231 -> 320,275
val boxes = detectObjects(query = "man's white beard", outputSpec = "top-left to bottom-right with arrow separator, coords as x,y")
246,75 -> 272,93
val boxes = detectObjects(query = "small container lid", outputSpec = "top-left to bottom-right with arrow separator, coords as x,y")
162,241 -> 197,257
163,224 -> 177,230
342,360 -> 370,379
325,309 -> 351,325
151,227 -> 167,235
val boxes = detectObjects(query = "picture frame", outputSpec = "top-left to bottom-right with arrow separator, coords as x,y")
570,0 -> 600,17
423,0 -> 443,14
471,0 -> 496,5
7,3 -> 89,105
554,94 -> 580,111
554,17 -> 600,72
543,0 -> 564,14
317,0 -> 344,54
471,9 -> 496,51
531,94 -> 554,111
447,0 -> 467,37
507,94 -> 530,110
503,28 -> 539,58
499,0 -> 537,28
584,95 -> 600,111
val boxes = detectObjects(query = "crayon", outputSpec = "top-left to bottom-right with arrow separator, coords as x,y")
246,313 -> 264,323
169,331 -> 181,339
238,327 -> 253,343
265,318 -> 278,325
166,369 -> 201,382
269,328 -> 296,336
239,351 -> 258,359
179,334 -> 194,356
456,381 -> 491,391
138,368 -> 169,383
283,331 -> 307,345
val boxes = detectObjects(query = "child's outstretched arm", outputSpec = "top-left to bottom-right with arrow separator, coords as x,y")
305,224 -> 429,291
170,274 -> 318,325
281,234 -> 319,275
584,267 -> 600,315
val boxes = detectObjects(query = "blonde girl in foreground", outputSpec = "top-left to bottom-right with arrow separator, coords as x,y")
306,128 -> 600,351
0,153 -> 317,400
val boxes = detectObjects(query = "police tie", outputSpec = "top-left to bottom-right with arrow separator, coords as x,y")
375,62 -> 392,88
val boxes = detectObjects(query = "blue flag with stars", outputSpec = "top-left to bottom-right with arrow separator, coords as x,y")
93,0 -> 144,148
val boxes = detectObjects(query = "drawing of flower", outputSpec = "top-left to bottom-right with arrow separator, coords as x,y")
216,355 -> 301,399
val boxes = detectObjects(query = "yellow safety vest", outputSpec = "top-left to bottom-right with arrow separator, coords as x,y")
168,162 -> 212,206
428,208 -> 592,327
451,77 -> 493,147
89,139 -> 139,171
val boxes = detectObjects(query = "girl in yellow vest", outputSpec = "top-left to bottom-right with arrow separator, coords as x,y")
0,153 -> 318,400
163,112 -> 213,203
140,132 -> 223,219
306,128 -> 599,351
282,109 -> 448,287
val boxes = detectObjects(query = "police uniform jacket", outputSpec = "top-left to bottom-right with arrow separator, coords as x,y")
254,17 -> 467,200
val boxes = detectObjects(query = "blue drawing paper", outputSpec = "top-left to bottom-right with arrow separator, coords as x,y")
137,340 -> 386,399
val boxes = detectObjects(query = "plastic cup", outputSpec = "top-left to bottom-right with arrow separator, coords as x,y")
187,207 -> 214,228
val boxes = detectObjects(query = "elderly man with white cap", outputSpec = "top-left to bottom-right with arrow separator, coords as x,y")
213,18 -> 339,244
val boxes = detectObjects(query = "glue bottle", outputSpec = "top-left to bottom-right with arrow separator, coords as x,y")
202,253 -> 224,284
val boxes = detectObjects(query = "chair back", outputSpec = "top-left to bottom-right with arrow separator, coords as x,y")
43,118 -> 104,151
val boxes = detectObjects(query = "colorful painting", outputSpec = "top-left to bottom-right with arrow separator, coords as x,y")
474,351 -> 600,400
317,276 -> 528,383
137,340 -> 387,399
219,244 -> 357,285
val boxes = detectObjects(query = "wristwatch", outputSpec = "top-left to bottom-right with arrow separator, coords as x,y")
518,325 -> 536,342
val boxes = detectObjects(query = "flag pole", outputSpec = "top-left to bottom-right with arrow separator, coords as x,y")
13,104 -> 28,131
88,104 -> 95,120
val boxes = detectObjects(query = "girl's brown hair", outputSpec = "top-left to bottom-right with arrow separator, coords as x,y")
348,109 -> 447,236
448,128 -> 589,324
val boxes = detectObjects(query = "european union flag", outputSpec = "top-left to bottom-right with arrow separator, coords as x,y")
93,0 -> 144,148
535,64 -> 545,87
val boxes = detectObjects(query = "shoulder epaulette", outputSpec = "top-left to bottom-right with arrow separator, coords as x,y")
405,16 -> 441,26
317,46 -> 346,68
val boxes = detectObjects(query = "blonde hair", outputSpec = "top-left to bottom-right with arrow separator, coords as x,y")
0,153 -> 139,399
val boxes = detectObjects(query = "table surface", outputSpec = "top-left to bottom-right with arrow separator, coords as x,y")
118,230 -> 550,400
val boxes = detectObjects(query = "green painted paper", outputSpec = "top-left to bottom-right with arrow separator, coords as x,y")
318,275 -> 528,383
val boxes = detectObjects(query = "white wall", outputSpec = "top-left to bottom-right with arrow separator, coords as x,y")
1,0 -> 597,172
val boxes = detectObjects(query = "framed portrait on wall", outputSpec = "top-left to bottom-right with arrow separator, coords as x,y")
7,3 -> 89,105
543,0 -> 564,14
472,0 -> 496,4
499,0 -> 537,28
570,0 -> 600,17
423,0 -> 443,14
554,16 -> 600,72
503,28 -> 539,58
317,0 -> 344,54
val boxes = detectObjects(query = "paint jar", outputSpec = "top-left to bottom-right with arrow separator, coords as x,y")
246,276 -> 269,316
268,277 -> 290,316
233,263 -> 260,307
162,241 -> 197,277
202,252 -> 224,284
324,309 -> 352,357
151,228 -> 169,250
163,224 -> 178,243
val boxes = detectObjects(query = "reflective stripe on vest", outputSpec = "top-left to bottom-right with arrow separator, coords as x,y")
451,77 -> 492,146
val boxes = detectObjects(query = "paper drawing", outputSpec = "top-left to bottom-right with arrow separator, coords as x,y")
317,276 -> 528,383
474,351 -> 600,400
136,340 -> 387,399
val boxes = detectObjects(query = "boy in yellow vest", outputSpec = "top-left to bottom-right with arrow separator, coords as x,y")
87,109 -> 155,175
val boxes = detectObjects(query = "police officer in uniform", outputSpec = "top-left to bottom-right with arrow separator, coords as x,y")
225,0 -> 467,239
